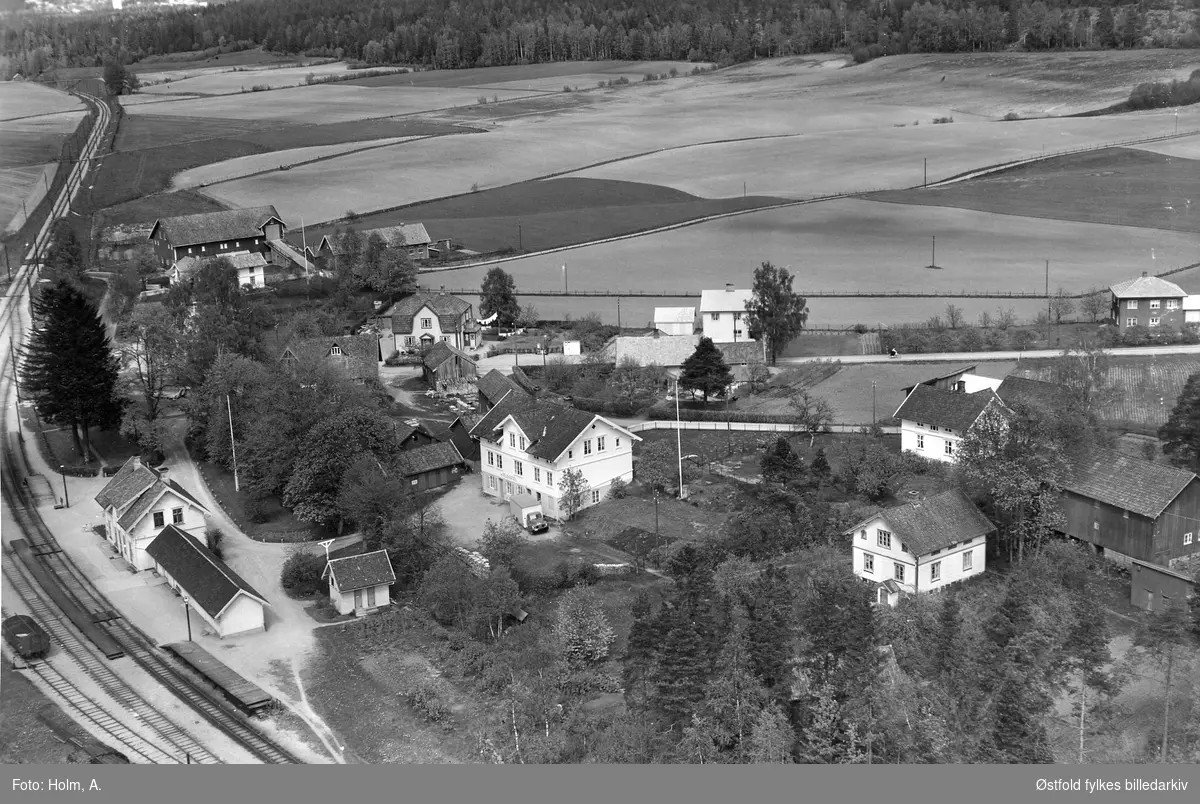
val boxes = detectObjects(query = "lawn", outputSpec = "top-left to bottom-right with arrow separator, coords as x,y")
196,459 -> 327,543
783,330 -> 869,358
869,147 -> 1200,234
20,403 -> 138,472
306,177 -> 782,253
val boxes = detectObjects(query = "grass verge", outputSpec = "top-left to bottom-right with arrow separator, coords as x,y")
195,458 -> 327,543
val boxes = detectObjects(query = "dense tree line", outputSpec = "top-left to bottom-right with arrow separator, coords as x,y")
3,0 -> 1197,80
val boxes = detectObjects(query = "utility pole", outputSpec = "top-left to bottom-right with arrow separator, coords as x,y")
616,297 -> 621,331
930,236 -> 936,269
562,264 -> 568,293
517,219 -> 522,251
675,380 -> 684,499
226,394 -> 240,492
923,158 -> 927,187
1046,259 -> 1051,341
872,380 -> 877,425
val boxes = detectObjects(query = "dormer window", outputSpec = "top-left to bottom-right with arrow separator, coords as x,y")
330,345 -> 342,356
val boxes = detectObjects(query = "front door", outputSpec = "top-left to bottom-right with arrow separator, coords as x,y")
354,589 -> 363,610
367,587 -> 376,608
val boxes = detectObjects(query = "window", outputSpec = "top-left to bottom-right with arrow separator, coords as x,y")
405,336 -> 415,346
153,511 -> 165,528
488,475 -> 496,489
1162,593 -> 1172,609
172,508 -> 184,525
860,529 -> 866,540
496,455 -> 503,470
534,468 -> 540,483
894,564 -> 905,582
944,441 -> 954,456
235,241 -> 240,247
421,318 -> 432,329
597,436 -> 606,452
487,451 -> 494,467
188,247 -> 194,254
1149,299 -> 1161,309
1166,299 -> 1180,310
863,553 -> 874,573
616,438 -> 621,448
509,433 -> 516,448
930,425 -> 939,432
733,312 -> 742,321
1093,521 -> 1099,531
441,336 -> 449,342
930,561 -> 941,582
568,450 -> 573,460
962,551 -> 973,571
546,471 -> 553,486
591,490 -> 600,504
710,313 -> 720,321
1127,300 -> 1138,310
221,243 -> 227,249
1126,318 -> 1137,328
1150,317 -> 1161,327
583,440 -> 592,455
330,345 -> 342,356
519,436 -> 526,450
1123,509 -> 1129,519
877,529 -> 891,549
916,434 -> 924,449
515,461 -> 523,476
536,492 -> 542,501
1185,532 -> 1194,545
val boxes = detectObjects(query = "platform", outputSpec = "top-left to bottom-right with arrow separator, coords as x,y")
162,641 -> 274,715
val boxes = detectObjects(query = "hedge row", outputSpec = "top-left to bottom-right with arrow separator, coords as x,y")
569,395 -> 652,417
646,404 -> 799,424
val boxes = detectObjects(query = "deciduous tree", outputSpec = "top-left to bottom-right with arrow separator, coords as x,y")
477,516 -> 527,567
480,266 -> 520,328
557,467 -> 590,521
744,262 -> 809,365
553,584 -> 616,670
788,388 -> 834,447
1048,288 -> 1075,325
20,280 -> 124,459
678,336 -> 733,403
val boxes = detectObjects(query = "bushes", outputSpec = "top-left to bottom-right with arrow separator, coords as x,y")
1126,70 -> 1200,111
205,527 -> 224,561
569,396 -> 648,417
932,116 -> 954,124
243,493 -> 271,524
281,551 -> 327,598
606,477 -> 628,500
1003,112 -> 1021,121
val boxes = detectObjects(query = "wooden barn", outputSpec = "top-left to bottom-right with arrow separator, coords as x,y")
439,414 -> 482,467
421,341 -> 477,389
1057,447 -> 1200,566
395,420 -> 439,452
395,442 -> 466,492
1130,560 -> 1196,612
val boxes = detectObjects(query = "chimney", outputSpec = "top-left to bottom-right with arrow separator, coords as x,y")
439,285 -> 446,295
1142,271 -> 1148,277
156,466 -> 168,483
725,283 -> 734,292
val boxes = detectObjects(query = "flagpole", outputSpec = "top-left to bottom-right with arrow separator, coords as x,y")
675,379 -> 684,499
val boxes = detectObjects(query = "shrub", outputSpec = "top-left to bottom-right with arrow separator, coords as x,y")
1003,112 -> 1021,121
615,76 -> 630,86
205,527 -> 224,560
562,85 -> 573,92
575,563 -> 601,585
606,477 -> 628,500
243,493 -> 271,524
406,677 -> 451,722
569,396 -> 648,416
251,84 -> 270,92
852,46 -> 872,64
932,116 -> 954,124
477,95 -> 488,105
669,67 -> 678,77
281,552 -> 327,597
643,73 -> 655,82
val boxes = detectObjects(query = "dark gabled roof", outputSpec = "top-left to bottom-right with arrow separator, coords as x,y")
145,525 -> 269,619
281,334 -> 379,381
1062,447 -> 1196,519
849,489 -> 996,557
395,420 -> 437,444
149,206 -> 283,249
422,340 -> 474,369
95,456 -> 158,512
101,222 -> 155,245
322,549 -> 396,592
381,291 -> 472,335
395,441 -> 464,476
995,375 -> 1073,411
474,398 -> 632,462
901,364 -> 979,395
893,384 -> 999,432
477,369 -> 522,406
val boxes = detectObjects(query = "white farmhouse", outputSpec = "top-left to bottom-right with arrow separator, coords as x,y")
371,289 -> 481,356
893,384 -> 1003,463
470,398 -> 641,520
699,285 -> 754,343
847,489 -> 995,606
653,306 -> 696,336
94,457 -> 211,572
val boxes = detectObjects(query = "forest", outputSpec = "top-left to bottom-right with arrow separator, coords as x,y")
2,0 -> 1198,79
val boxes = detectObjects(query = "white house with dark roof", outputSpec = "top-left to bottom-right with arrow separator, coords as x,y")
170,251 -> 276,289
847,489 -> 996,606
699,285 -> 755,342
1109,271 -> 1187,332
893,383 -> 1004,463
145,525 -> 270,638
372,289 -> 480,356
94,457 -> 211,572
322,549 -> 396,616
653,306 -> 696,336
469,398 -> 640,520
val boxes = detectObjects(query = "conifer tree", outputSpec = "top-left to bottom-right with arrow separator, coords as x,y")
652,607 -> 710,725
760,436 -> 805,485
623,592 -> 659,711
678,336 -> 733,403
20,280 -> 124,459
745,565 -> 795,698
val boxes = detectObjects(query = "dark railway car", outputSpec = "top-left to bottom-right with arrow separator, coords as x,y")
3,614 -> 51,660
9,539 -> 125,660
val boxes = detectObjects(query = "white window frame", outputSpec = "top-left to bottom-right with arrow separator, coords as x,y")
710,313 -> 720,321
515,460 -> 523,477
1166,299 -> 1180,310
930,561 -> 941,582
930,425 -> 939,432
963,550 -> 973,571
330,345 -> 342,356
863,553 -> 874,573
597,436 -> 606,452
488,475 -> 496,489
1185,532 -> 1193,545
1149,299 -> 1161,309
546,471 -> 553,486
591,489 -> 600,504
509,433 -> 515,448
533,468 -> 540,483
153,511 -> 165,528
916,434 -> 924,449
877,529 -> 891,549
583,440 -> 592,456
421,317 -> 433,329
172,507 -> 184,525
1127,300 -> 1138,310
945,441 -> 954,456
1126,317 -> 1138,328
519,436 -> 526,450
487,451 -> 494,467
496,455 -> 503,470
1149,317 -> 1161,327
894,564 -> 905,582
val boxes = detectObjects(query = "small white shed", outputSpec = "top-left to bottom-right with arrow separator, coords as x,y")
562,340 -> 581,356
323,550 -> 396,616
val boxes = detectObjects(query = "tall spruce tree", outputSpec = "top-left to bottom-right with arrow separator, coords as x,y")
678,336 -> 733,404
20,280 -> 124,459
45,219 -> 84,281
623,592 -> 660,712
652,607 -> 711,726
745,565 -> 795,699
760,436 -> 805,485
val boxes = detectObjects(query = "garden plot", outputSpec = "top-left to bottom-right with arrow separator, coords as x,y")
0,163 -> 56,234
172,136 -> 423,189
122,84 -> 542,124
0,82 -> 83,120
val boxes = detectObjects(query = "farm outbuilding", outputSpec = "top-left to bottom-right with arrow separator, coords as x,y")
439,414 -> 483,467
422,340 -> 477,388
1130,560 -> 1195,612
395,441 -> 466,492
323,549 -> 396,616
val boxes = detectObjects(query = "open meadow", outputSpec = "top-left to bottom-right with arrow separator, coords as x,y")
136,60 -> 384,95
0,84 -> 85,233
0,163 -> 56,235
341,59 -> 703,89
172,136 -> 424,188
870,145 -> 1200,233
0,81 -> 83,120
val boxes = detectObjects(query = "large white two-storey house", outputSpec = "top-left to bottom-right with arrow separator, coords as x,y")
469,397 -> 640,520
893,381 -> 1004,463
847,489 -> 995,606
94,457 -> 211,572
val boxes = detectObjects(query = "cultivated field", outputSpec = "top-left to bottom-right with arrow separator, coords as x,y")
122,83 -> 542,125
1130,135 -> 1200,160
870,146 -> 1200,233
0,163 -> 56,235
1012,356 -> 1200,430
0,81 -> 83,120
172,136 -> 423,188
306,177 -> 781,252
342,60 -> 703,89
137,60 -> 375,95
740,361 -> 1018,424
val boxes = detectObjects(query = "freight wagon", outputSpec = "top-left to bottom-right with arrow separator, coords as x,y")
3,614 -> 52,660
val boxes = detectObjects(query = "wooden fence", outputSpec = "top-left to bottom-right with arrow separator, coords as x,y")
627,420 -> 900,435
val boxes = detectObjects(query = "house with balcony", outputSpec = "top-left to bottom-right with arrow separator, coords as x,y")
372,289 -> 481,356
94,457 -> 210,573
847,489 -> 995,606
1109,272 -> 1186,332
469,398 -> 640,521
